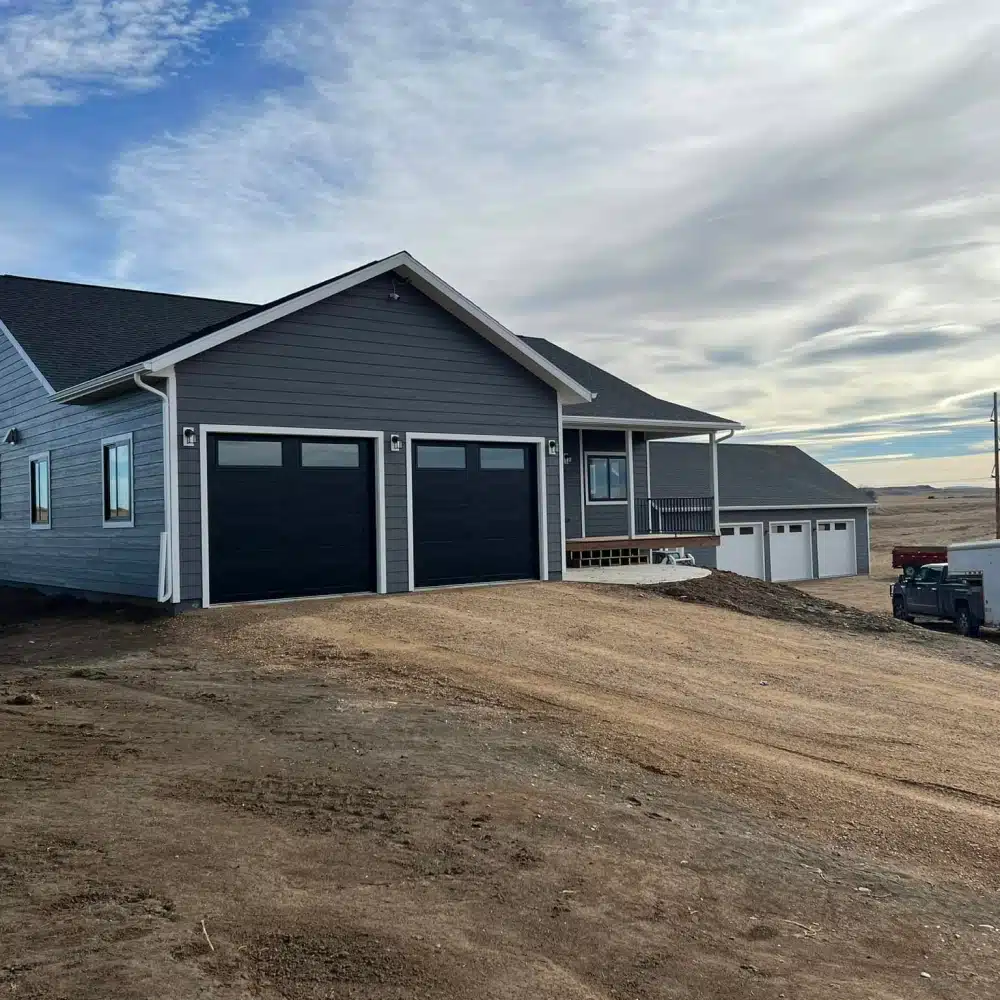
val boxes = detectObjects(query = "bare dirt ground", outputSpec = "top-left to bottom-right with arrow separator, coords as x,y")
5,577 -> 1000,998
799,493 -> 997,614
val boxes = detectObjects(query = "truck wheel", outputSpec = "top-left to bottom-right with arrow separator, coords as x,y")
956,606 -> 981,638
892,597 -> 913,622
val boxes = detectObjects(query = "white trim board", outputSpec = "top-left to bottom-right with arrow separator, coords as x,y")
405,432 -> 550,592
197,425 -> 387,609
0,318 -> 55,395
53,253 -> 594,405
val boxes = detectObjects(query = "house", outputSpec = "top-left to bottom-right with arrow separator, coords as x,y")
649,442 -> 874,581
0,251 -> 740,608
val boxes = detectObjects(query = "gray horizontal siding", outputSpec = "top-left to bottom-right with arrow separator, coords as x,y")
580,429 -> 628,537
0,336 -> 163,598
563,429 -> 583,539
175,273 -> 561,601
684,508 -> 869,579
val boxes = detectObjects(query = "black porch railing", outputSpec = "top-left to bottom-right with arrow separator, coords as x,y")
635,497 -> 714,536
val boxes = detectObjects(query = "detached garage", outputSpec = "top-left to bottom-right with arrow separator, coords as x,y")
648,442 -> 873,582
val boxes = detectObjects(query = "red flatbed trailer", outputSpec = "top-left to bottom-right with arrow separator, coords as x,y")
892,545 -> 947,569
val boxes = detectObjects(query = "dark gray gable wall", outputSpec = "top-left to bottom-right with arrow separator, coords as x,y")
0,336 -> 164,597
174,272 -> 562,601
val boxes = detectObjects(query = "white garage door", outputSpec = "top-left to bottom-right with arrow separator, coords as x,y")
717,523 -> 765,579
817,519 -> 857,578
769,521 -> 813,582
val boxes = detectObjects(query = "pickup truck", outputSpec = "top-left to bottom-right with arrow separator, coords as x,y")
891,562 -> 985,637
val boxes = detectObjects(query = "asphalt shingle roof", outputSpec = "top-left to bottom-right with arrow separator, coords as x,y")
0,275 -> 254,391
0,259 -> 390,393
521,336 -> 737,426
649,442 -> 872,508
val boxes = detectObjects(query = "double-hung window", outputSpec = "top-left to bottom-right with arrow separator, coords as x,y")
587,454 -> 628,502
103,434 -> 133,526
29,452 -> 50,528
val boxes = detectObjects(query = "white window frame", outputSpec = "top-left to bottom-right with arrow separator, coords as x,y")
102,432 -> 135,528
584,451 -> 629,506
198,425 -> 388,608
405,432 -> 549,592
29,450 -> 51,530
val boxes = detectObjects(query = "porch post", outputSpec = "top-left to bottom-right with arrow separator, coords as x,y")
626,430 -> 635,538
579,428 -> 587,538
709,430 -> 720,534
557,401 -> 567,574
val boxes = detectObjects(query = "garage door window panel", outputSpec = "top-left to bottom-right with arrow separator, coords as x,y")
216,439 -> 283,467
301,441 -> 359,468
417,445 -> 467,469
480,447 -> 526,471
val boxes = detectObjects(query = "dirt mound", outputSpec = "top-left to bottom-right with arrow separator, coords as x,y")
641,571 -> 906,636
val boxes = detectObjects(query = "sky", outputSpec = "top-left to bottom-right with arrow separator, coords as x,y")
2,0 -> 1000,488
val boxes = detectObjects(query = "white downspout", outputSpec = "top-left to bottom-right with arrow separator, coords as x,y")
134,373 -> 172,602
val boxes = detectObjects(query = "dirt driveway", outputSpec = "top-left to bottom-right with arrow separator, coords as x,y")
4,582 -> 1000,998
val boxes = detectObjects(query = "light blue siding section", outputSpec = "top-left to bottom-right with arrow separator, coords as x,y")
0,336 -> 164,598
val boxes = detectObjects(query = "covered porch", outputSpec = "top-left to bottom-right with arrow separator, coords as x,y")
561,419 -> 729,569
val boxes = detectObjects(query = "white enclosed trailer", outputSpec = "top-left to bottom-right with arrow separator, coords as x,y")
947,540 -> 1000,627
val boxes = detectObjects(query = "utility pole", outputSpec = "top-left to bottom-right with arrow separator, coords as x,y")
993,391 -> 1000,539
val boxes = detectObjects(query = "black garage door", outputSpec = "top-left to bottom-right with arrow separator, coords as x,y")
207,434 -> 376,604
412,441 -> 539,588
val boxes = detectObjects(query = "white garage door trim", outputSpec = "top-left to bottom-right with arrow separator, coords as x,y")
768,520 -> 814,582
717,521 -> 765,579
816,518 -> 858,578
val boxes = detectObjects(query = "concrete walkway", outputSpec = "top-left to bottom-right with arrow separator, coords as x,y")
565,564 -> 710,585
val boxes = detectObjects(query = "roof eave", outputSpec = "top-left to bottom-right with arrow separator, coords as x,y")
50,362 -> 154,403
562,414 -> 744,432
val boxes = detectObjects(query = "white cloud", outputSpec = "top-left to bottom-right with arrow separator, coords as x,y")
0,0 -> 247,108
98,0 -> 1000,457
830,451 -> 996,488
831,452 -> 915,464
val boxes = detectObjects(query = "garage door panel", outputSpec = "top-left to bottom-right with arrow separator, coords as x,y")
717,524 -> 765,579
769,522 -> 813,582
413,441 -> 539,588
817,520 -> 857,578
207,434 -> 376,604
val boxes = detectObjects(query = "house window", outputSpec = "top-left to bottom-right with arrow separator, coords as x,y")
30,453 -> 50,528
587,455 -> 628,502
103,435 -> 133,525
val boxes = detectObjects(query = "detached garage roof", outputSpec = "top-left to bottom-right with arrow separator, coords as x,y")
521,337 -> 740,430
649,442 -> 872,508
